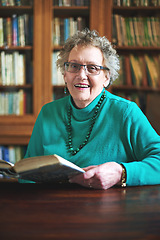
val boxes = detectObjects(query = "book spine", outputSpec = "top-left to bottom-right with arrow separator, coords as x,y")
64,18 -> 69,42
0,18 -> 3,47
124,55 -> 133,86
12,15 -> 18,46
1,51 -> 5,85
6,17 -> 12,46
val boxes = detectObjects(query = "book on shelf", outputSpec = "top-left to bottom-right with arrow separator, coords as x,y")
112,14 -> 118,46
130,54 -> 143,86
124,55 -> 133,86
144,54 -> 159,88
129,17 -> 136,46
138,55 -> 148,87
6,17 -> 12,46
0,154 -> 85,183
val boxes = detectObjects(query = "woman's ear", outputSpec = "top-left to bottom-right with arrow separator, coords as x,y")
103,71 -> 110,88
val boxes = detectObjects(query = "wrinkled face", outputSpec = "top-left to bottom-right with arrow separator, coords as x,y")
64,45 -> 110,109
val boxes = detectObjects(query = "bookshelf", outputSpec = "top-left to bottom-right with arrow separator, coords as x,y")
0,0 -> 160,161
111,1 -> 160,133
0,0 -> 43,145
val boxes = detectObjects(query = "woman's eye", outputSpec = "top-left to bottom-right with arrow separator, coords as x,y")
88,65 -> 97,71
71,63 -> 78,69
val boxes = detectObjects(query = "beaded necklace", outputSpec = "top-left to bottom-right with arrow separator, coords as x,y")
65,93 -> 106,156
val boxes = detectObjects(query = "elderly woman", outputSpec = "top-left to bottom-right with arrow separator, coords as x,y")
24,29 -> 160,189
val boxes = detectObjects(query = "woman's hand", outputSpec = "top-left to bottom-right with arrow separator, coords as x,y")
69,162 -> 123,190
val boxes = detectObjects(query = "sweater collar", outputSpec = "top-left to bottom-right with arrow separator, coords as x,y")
69,90 -> 105,121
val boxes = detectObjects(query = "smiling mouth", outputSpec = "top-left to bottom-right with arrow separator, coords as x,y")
74,84 -> 90,88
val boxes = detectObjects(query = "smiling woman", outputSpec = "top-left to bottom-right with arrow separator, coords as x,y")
63,45 -> 110,109
22,29 -> 160,190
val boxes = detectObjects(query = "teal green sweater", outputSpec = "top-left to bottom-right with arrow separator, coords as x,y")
24,90 -> 160,186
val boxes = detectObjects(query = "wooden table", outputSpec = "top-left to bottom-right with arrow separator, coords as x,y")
0,180 -> 160,240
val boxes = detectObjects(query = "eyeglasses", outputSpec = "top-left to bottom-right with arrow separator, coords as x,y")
64,62 -> 109,75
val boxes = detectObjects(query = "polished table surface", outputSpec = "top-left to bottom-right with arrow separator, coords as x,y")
0,180 -> 160,240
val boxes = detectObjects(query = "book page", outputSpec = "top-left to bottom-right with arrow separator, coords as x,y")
0,159 -> 13,170
55,155 -> 85,173
14,155 -> 60,173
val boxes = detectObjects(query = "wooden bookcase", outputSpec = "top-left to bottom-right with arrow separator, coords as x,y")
0,0 -> 43,145
110,2 -> 160,134
0,0 -> 159,151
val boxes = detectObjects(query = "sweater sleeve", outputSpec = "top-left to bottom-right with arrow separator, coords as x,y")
24,108 -> 44,158
18,109 -> 44,183
122,102 -> 160,186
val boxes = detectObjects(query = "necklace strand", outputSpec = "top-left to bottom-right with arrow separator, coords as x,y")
65,93 -> 106,156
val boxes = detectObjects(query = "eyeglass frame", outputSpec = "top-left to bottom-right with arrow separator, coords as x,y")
64,62 -> 110,75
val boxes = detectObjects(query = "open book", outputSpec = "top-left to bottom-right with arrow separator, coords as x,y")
0,154 -> 85,183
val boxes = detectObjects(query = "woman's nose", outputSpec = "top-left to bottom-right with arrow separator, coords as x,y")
78,65 -> 88,76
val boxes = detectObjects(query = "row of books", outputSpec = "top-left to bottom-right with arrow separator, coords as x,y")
52,17 -> 86,46
112,15 -> 160,46
0,145 -> 27,164
53,0 -> 90,6
0,51 -> 26,86
0,0 -> 33,6
0,89 -> 32,115
113,54 -> 160,88
0,51 -> 33,86
113,0 -> 160,6
0,14 -> 33,47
